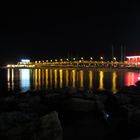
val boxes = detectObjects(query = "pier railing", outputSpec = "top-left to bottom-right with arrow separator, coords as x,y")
6,60 -> 139,68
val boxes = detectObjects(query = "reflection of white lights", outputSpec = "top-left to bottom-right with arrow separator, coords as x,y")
20,69 -> 30,92
138,76 -> 140,80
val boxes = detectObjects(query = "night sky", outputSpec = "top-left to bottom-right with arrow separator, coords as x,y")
1,5 -> 140,65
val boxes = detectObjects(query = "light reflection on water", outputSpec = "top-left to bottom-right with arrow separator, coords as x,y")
125,72 -> 140,86
20,69 -> 30,92
6,68 -> 140,93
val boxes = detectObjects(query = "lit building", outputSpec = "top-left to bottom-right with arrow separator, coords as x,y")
126,56 -> 140,65
21,59 -> 30,64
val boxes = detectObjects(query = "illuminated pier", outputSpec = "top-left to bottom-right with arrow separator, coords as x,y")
6,56 -> 140,68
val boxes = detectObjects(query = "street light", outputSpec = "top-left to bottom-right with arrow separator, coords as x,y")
73,58 -> 75,61
90,57 -> 93,60
81,57 -> 84,60
100,57 -> 103,60
113,57 -> 116,61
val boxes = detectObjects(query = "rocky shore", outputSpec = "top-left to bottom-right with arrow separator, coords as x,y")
1,83 -> 140,140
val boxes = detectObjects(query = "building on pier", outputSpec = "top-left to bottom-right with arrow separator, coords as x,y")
126,56 -> 140,66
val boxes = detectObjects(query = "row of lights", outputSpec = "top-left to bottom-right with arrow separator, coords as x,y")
35,57 -> 117,63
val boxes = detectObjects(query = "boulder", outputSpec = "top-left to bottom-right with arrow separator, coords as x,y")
37,111 -> 63,140
0,111 -> 63,140
63,98 -> 96,112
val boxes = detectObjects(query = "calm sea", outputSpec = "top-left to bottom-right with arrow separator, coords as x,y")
1,68 -> 140,94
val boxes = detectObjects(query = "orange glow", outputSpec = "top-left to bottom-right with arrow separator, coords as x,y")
50,69 -> 53,88
42,69 -> 45,86
59,69 -> 63,88
72,70 -> 76,88
79,70 -> 84,89
112,71 -> 117,93
35,69 -> 38,90
45,69 -> 48,88
38,69 -> 41,89
66,70 -> 69,87
99,71 -> 104,90
89,71 -> 93,89
54,69 -> 58,88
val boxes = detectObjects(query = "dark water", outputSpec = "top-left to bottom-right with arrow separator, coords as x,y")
1,68 -> 140,93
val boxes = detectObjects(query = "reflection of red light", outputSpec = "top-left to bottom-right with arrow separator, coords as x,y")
125,72 -> 139,86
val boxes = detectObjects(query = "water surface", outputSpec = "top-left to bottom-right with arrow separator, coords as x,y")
2,68 -> 140,93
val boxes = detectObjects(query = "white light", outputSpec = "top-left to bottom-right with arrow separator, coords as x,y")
21,59 -> 30,63
100,57 -> 103,60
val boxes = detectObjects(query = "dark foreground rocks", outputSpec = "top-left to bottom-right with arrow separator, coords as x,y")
0,92 -> 64,140
1,87 -> 140,140
0,111 -> 62,140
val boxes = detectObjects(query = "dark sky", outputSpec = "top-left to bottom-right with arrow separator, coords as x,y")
1,4 -> 140,65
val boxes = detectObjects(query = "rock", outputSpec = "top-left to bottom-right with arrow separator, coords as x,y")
37,111 -> 63,140
115,94 -> 131,105
135,81 -> 140,87
129,109 -> 140,126
63,98 -> 96,112
0,111 -> 63,140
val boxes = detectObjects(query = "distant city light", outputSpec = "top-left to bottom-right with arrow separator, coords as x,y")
90,57 -> 93,60
21,59 -> 30,63
100,57 -> 103,60
113,57 -> 116,61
